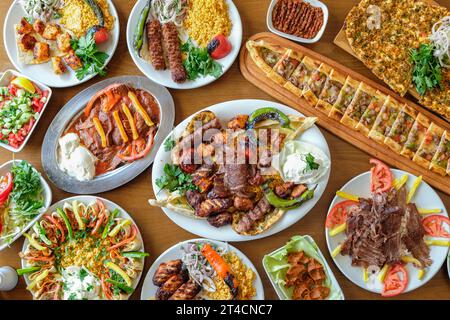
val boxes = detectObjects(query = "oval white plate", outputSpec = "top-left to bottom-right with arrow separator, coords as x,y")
151,99 -> 331,242
3,0 -> 120,88
140,238 -> 264,300
325,169 -> 450,296
21,195 -> 145,300
126,0 -> 243,89
0,160 -> 52,252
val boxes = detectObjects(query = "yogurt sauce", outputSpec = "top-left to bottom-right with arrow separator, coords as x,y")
61,266 -> 101,300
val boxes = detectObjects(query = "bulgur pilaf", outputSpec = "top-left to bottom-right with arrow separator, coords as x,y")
206,252 -> 256,300
183,0 -> 232,48
60,0 -> 115,38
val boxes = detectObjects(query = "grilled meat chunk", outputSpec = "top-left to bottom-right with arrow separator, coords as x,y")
169,279 -> 202,300
33,42 -> 50,62
207,175 -> 230,199
207,212 -> 233,227
275,182 -> 295,198
32,19 -> 45,34
235,197 -> 273,233
234,197 -> 254,211
20,34 -> 37,51
291,184 -> 308,198
248,172 -> 265,186
152,259 -> 183,286
51,56 -> 67,75
227,115 -> 249,130
56,32 -> 72,52
156,272 -> 188,300
42,23 -> 61,40
186,190 -> 205,211
197,198 -> 233,217
64,50 -> 83,70
146,20 -> 166,70
224,164 -> 250,195
179,118 -> 222,150
162,22 -> 187,83
18,18 -> 33,34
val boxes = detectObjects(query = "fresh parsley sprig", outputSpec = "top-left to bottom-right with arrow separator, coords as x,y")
410,43 -> 443,96
156,164 -> 198,194
71,33 -> 109,81
181,39 -> 223,80
304,153 -> 320,173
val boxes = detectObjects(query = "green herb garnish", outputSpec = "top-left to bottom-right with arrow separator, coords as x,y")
410,43 -> 443,96
304,153 -> 320,172
71,33 -> 109,81
181,39 -> 223,80
155,164 -> 198,194
163,136 -> 176,152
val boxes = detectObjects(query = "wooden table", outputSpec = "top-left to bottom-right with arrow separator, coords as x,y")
0,0 -> 449,300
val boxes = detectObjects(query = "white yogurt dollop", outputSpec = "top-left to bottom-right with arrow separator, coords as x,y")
58,133 -> 97,181
61,266 -> 101,300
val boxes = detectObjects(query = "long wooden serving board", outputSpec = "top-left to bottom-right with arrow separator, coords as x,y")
333,0 -> 439,100
239,32 -> 450,195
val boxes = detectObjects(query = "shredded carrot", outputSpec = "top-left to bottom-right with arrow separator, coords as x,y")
107,225 -> 136,251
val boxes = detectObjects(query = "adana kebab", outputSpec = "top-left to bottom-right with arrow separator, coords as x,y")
146,19 -> 166,70
162,22 -> 187,83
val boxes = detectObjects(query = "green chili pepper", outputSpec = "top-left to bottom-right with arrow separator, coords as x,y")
134,0 -> 151,54
84,0 -> 105,26
102,209 -> 119,239
264,185 -> 315,209
121,251 -> 149,259
57,208 -> 73,240
16,266 -> 41,276
33,223 -> 52,246
105,279 -> 134,294
246,107 -> 291,129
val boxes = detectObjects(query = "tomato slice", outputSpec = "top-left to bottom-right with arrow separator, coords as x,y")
382,264 -> 408,297
326,200 -> 359,229
422,215 -> 450,238
0,172 -> 13,204
369,158 -> 393,193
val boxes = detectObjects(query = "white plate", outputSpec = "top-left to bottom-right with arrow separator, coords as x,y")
140,238 -> 264,300
3,0 -> 120,88
0,160 -> 52,252
262,235 -> 344,300
266,0 -> 329,44
151,99 -> 331,242
0,70 -> 52,153
126,0 -> 243,89
325,169 -> 450,296
21,195 -> 145,300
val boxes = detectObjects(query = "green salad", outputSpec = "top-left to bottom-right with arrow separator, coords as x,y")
263,235 -> 343,300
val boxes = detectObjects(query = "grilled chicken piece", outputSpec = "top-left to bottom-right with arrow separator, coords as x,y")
42,23 -> 61,40
152,259 -> 183,286
51,56 -> 67,75
64,50 -> 82,70
18,18 -> 33,34
196,143 -> 215,159
20,34 -> 37,51
32,19 -> 45,34
207,212 -> 233,228
156,272 -> 188,300
56,32 -> 72,52
275,182 -> 295,198
169,279 -> 201,300
291,184 -> 307,198
197,198 -> 233,217
227,115 -> 249,130
234,197 -> 254,211
33,42 -> 50,62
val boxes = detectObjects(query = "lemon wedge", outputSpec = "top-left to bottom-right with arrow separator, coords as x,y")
11,77 -> 35,94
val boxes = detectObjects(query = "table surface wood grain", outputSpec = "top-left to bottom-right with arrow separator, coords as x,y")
0,0 -> 449,300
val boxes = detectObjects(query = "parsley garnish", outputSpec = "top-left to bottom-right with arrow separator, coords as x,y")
79,268 -> 88,281
181,39 -> 223,80
155,164 -> 198,194
68,293 -> 77,300
410,43 -> 443,96
70,33 -> 109,81
163,136 -> 176,152
304,153 -> 320,172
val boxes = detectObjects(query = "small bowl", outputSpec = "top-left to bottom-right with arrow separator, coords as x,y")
0,70 -> 52,153
267,0 -> 329,44
0,159 -> 52,252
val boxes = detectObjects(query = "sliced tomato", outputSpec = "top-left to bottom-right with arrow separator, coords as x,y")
326,200 -> 359,229
0,172 -> 13,205
369,158 -> 393,193
117,132 -> 155,162
382,264 -> 408,297
422,215 -> 450,238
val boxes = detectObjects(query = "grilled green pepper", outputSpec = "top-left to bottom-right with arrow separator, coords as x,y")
16,266 -> 41,276
105,279 -> 134,294
264,185 -> 315,209
56,208 -> 73,241
85,0 -> 105,26
246,107 -> 291,129
133,0 -> 151,54
102,208 -> 119,239
121,251 -> 149,259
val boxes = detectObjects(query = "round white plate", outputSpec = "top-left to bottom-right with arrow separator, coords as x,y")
151,99 -> 331,242
21,195 -> 145,300
126,0 -> 243,89
325,169 -> 450,296
140,238 -> 264,300
3,0 -> 120,88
